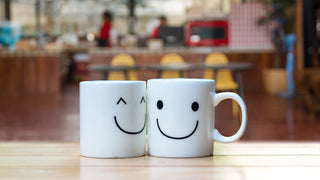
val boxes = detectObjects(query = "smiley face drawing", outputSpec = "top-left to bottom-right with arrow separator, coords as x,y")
147,79 -> 221,157
114,96 -> 146,135
154,99 -> 200,140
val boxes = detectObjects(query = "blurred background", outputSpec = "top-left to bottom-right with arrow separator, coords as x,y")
0,0 -> 320,142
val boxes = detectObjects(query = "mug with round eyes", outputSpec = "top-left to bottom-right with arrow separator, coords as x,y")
147,78 -> 247,158
80,80 -> 146,158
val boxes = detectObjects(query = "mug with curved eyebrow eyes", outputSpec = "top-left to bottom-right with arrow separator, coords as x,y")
80,80 -> 146,158
147,78 -> 247,157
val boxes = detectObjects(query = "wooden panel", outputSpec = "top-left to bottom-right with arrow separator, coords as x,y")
47,56 -> 61,93
36,55 -> 47,93
7,56 -> 23,94
134,53 -> 162,80
181,53 -> 206,78
22,57 -> 37,93
0,56 -> 8,93
0,52 -> 61,95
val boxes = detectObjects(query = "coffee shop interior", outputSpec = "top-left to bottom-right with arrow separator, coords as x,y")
1,0 -> 320,178
2,0 -> 319,141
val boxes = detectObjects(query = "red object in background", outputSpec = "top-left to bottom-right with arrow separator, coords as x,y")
100,20 -> 111,47
185,20 -> 229,46
151,26 -> 160,38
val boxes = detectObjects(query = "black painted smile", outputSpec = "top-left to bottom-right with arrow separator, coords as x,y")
114,116 -> 146,135
156,118 -> 199,140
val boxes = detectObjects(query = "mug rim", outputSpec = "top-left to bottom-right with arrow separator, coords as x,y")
148,78 -> 215,83
80,80 -> 145,85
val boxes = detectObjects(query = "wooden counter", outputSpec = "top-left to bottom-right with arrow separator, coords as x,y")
0,142 -> 319,179
0,51 -> 61,95
0,47 -> 275,94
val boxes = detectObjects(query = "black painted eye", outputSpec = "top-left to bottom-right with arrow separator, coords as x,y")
157,100 -> 163,110
191,102 -> 199,112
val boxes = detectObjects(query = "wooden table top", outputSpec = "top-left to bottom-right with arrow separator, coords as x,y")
144,63 -> 197,71
202,62 -> 253,71
88,65 -> 139,71
89,62 -> 253,72
1,142 -> 319,179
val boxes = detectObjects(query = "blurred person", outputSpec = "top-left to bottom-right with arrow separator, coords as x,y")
98,11 -> 113,47
150,16 -> 167,39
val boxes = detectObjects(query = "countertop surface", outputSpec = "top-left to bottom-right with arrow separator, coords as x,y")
0,142 -> 319,179
0,46 -> 275,56
89,47 -> 275,55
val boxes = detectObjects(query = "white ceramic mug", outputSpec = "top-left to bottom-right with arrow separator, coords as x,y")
80,81 -> 146,158
147,78 -> 247,157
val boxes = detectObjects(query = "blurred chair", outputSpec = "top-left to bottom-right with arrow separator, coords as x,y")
108,54 -> 138,80
203,52 -> 239,115
160,53 -> 185,78
295,69 -> 320,116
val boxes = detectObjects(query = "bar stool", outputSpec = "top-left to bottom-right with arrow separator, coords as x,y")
203,52 -> 239,116
108,54 -> 138,80
160,53 -> 185,78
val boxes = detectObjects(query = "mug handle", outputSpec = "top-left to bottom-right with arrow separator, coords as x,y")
210,92 -> 247,143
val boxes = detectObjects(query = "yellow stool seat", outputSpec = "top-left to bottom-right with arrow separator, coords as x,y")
160,54 -> 185,78
203,52 -> 238,90
216,81 -> 238,90
108,54 -> 138,80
